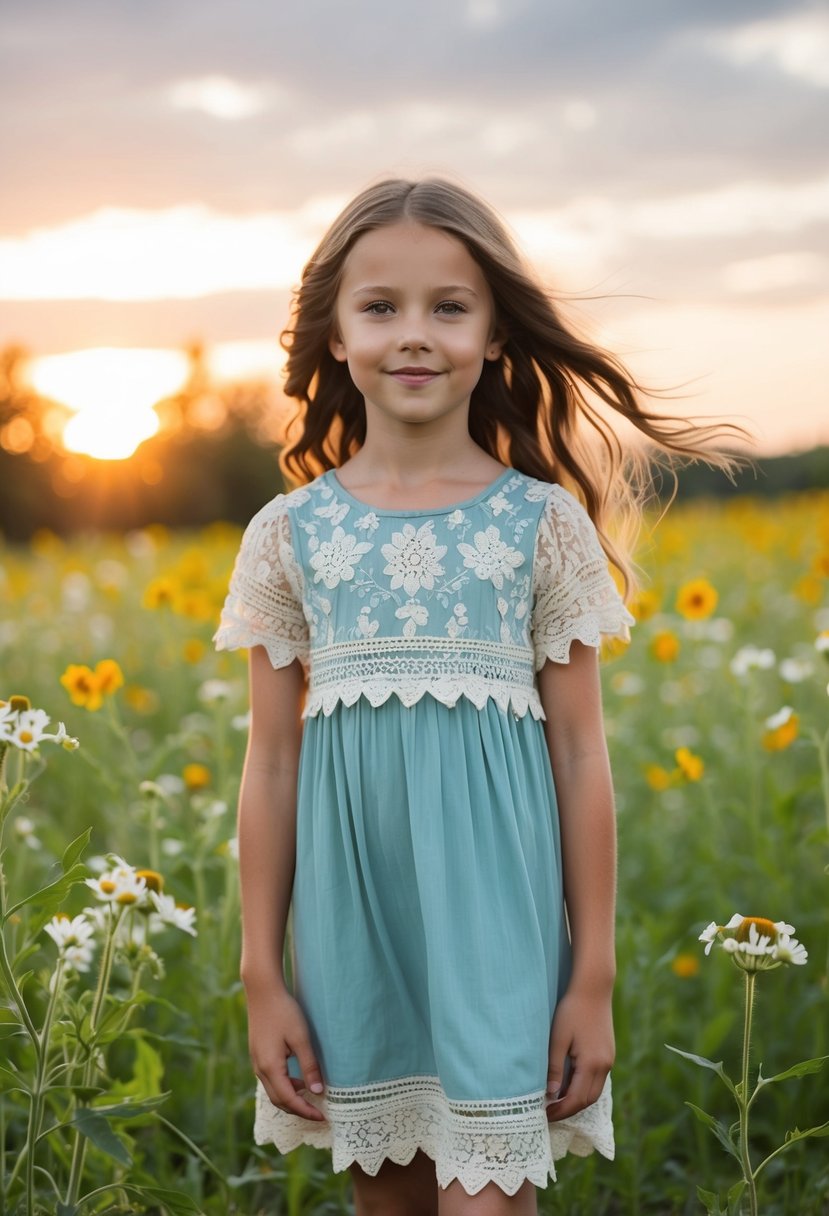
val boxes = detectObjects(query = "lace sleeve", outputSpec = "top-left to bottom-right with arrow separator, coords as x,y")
531,487 -> 634,670
212,498 -> 309,670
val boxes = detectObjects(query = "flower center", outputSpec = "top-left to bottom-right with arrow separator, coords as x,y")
735,916 -> 777,943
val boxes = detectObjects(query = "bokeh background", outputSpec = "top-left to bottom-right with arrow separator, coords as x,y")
2,0 -> 828,539
2,4 -> 829,1214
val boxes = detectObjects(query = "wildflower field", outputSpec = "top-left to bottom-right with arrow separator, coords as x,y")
2,491 -> 828,1215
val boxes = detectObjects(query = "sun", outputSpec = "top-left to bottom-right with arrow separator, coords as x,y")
26,347 -> 191,460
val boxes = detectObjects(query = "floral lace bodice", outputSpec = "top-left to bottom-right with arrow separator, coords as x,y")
213,467 -> 633,720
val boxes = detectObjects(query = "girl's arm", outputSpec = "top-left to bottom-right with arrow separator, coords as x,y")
238,645 -> 325,1121
538,639 -> 617,1121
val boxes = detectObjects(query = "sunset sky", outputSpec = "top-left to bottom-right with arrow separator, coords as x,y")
2,0 -> 828,457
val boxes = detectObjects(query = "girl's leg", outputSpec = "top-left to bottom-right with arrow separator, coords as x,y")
439,1178 -> 538,1216
349,1149 -> 439,1216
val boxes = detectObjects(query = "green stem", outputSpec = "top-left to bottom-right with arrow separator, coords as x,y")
809,726 -> 829,838
64,904 -> 125,1207
25,958 -> 64,1216
739,971 -> 759,1216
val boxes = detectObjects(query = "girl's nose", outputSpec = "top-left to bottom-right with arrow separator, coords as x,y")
397,321 -> 432,352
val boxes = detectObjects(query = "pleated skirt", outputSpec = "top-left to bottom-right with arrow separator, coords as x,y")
254,694 -> 614,1195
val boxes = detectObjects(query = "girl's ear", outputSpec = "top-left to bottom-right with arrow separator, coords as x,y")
485,329 -> 506,362
329,330 -> 348,362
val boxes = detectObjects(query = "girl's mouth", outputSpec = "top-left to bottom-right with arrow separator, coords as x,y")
387,368 -> 442,386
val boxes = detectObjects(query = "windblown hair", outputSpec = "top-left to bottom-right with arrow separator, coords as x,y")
279,177 -> 745,593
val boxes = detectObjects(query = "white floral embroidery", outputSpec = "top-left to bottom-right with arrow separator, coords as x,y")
314,500 -> 351,526
446,601 -> 469,639
382,522 -> 448,597
523,481 -> 552,502
395,600 -> 429,639
357,606 -> 380,638
457,526 -> 524,589
446,509 -> 467,530
496,597 -> 509,617
355,511 -> 380,534
310,528 -> 373,590
487,492 -> 511,516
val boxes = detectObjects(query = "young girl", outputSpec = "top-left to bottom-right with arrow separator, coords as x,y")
213,177 -> 733,1215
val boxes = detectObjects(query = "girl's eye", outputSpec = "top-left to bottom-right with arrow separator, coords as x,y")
364,301 -> 394,315
436,301 -> 466,315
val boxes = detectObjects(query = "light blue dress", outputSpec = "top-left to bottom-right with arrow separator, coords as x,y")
213,466 -> 633,1196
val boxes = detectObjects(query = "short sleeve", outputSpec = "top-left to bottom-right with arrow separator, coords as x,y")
212,498 -> 309,670
531,487 -> 634,670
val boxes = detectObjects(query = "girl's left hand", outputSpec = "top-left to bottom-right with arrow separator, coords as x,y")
545,985 -> 615,1122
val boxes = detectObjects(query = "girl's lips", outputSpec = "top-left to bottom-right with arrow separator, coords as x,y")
387,369 -> 441,386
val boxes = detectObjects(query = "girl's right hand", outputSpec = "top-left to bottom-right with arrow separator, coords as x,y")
246,984 -> 327,1122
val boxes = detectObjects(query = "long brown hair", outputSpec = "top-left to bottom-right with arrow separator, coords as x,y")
279,176 -> 745,592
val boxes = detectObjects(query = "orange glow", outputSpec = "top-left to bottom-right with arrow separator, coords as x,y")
24,347 -> 190,460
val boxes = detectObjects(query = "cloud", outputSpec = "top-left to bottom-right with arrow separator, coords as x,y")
167,75 -> 280,119
711,8 -> 829,88
2,171 -> 827,304
721,252 -> 826,294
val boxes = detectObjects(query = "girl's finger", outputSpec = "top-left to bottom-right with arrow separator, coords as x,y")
261,1068 -> 327,1122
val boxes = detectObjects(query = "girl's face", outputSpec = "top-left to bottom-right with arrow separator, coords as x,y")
329,221 -> 503,433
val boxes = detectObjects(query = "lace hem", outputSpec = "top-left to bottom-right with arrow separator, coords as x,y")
532,601 -> 634,670
212,619 -> 309,672
301,677 -> 545,720
253,1073 -> 614,1196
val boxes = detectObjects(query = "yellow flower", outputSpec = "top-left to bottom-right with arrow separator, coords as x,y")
629,589 -> 661,622
142,576 -> 179,610
811,551 -> 829,578
174,589 -> 214,622
793,574 -> 821,605
671,953 -> 700,979
60,665 -> 104,711
675,578 -> 718,620
183,763 -> 211,791
675,747 -> 704,782
762,707 -> 799,751
135,869 -> 164,893
645,764 -> 673,792
650,631 -> 680,663
95,659 -> 124,697
60,660 -> 123,712
123,685 -> 160,715
183,638 -> 207,664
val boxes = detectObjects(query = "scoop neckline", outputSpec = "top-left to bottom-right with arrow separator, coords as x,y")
325,466 -> 514,516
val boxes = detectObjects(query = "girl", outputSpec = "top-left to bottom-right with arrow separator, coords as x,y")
213,177 -> 735,1215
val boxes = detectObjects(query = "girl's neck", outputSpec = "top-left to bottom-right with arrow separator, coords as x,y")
340,434 -> 504,492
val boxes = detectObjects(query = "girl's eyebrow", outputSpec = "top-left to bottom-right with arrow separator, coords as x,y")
351,284 -> 479,298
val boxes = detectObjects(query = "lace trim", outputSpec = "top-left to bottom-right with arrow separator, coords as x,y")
532,487 -> 634,669
303,636 -> 543,721
213,500 -> 310,671
253,1073 -> 614,1196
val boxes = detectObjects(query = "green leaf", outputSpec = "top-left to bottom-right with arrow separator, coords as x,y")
783,1120 -> 829,1144
70,1108 -> 132,1166
757,1055 -> 829,1087
3,863 -> 89,923
91,1093 -> 170,1119
727,1180 -> 746,1215
696,1185 -> 725,1215
685,1102 -> 741,1161
61,827 -> 92,872
665,1043 -> 737,1096
0,1063 -> 30,1095
106,1036 -> 165,1103
119,1185 -> 202,1214
56,1204 -> 77,1216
